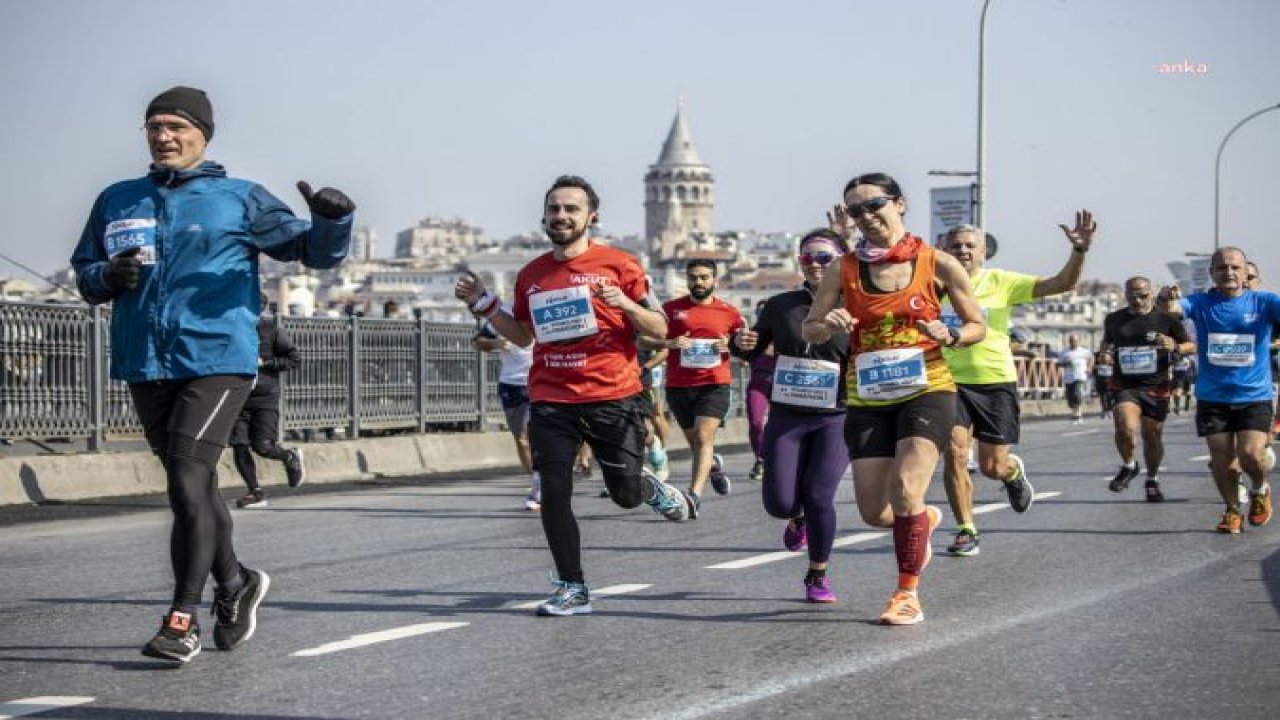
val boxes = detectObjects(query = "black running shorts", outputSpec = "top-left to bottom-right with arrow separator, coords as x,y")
665,384 -> 731,429
954,382 -> 1021,445
844,391 -> 956,459
1195,400 -> 1274,437
1113,387 -> 1171,423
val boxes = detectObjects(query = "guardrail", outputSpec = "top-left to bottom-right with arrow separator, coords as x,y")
2,301 -> 1064,449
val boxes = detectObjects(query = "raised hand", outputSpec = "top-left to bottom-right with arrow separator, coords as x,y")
297,181 -> 356,220
1059,209 -> 1096,252
453,270 -> 486,306
826,203 -> 853,242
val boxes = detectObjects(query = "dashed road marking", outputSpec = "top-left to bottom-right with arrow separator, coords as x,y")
0,697 -> 95,719
707,493 -> 1060,570
291,622 -> 469,657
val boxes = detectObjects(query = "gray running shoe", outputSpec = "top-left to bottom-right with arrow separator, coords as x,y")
141,610 -> 201,663
284,448 -> 305,488
946,529 -> 981,557
536,579 -> 592,617
1109,464 -> 1140,493
709,453 -> 731,495
645,470 -> 689,522
1004,454 -> 1034,513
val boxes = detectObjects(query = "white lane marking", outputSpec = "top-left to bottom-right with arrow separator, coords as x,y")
511,583 -> 652,609
1190,454 -> 1211,462
708,493 -> 1062,570
291,622 -> 468,657
0,697 -> 95,719
973,491 -> 1061,515
1060,430 -> 1099,437
707,550 -> 802,570
831,530 -> 889,549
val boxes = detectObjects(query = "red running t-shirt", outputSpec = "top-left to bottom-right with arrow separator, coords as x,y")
663,296 -> 745,388
513,242 -> 648,403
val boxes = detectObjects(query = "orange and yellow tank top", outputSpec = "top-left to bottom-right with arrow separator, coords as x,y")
841,247 -> 956,407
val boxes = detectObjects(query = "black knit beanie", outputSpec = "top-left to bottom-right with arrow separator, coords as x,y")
145,86 -> 214,140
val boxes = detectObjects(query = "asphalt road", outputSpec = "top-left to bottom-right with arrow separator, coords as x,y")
2,413 -> 1278,719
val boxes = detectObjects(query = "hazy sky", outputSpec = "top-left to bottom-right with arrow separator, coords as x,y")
2,0 -> 1278,286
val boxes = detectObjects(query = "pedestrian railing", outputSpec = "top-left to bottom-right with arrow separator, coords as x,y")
1,301 -> 1064,449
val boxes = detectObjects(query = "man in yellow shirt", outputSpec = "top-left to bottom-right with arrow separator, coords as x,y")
938,213 -> 1097,556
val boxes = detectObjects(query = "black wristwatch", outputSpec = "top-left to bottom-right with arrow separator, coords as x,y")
947,326 -> 962,347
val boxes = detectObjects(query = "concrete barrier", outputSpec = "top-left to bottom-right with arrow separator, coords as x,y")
0,399 -> 1074,506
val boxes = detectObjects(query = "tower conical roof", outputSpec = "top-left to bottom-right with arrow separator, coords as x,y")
654,101 -> 704,167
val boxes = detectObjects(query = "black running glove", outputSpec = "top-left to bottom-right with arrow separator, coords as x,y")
104,247 -> 141,292
296,181 -> 356,220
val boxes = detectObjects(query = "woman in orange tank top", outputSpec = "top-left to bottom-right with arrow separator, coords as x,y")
803,172 -> 986,626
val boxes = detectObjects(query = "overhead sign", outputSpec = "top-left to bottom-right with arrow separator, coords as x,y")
930,185 -> 973,247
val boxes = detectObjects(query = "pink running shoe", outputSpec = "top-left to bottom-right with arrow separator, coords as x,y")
783,517 -> 808,552
804,574 -> 837,604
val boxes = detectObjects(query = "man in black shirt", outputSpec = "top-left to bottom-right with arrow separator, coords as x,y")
1101,276 -> 1194,500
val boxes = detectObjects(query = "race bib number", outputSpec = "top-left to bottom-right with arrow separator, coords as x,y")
530,286 -> 598,343
939,307 -> 987,331
772,356 -> 840,408
1117,346 -> 1157,375
1207,333 -> 1254,367
104,218 -> 157,265
1096,365 -> 1113,377
650,364 -> 666,387
854,348 -> 928,401
680,339 -> 722,369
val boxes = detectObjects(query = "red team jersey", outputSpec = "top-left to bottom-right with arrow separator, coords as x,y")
513,242 -> 648,404
662,296 -> 745,388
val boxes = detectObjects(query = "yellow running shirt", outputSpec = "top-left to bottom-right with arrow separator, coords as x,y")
940,268 -> 1037,385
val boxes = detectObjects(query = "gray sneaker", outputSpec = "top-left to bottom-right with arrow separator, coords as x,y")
1004,454 -> 1034,513
284,448 -> 305,488
709,453 -> 731,496
536,579 -> 592,617
645,470 -> 689,522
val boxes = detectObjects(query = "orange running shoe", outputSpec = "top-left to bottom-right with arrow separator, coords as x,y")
879,590 -> 923,626
1216,507 -> 1243,534
1248,486 -> 1272,527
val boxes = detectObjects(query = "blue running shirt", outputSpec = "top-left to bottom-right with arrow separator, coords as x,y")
1179,290 -> 1280,403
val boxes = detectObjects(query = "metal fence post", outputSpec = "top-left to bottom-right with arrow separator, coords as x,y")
348,313 -> 361,439
88,305 -> 105,451
475,339 -> 488,432
415,316 -> 427,434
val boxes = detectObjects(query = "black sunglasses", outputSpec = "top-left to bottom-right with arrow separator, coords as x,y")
798,251 -> 837,266
845,196 -> 895,217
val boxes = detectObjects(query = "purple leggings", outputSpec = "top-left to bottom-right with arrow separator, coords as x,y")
760,407 -> 850,564
746,377 -> 771,457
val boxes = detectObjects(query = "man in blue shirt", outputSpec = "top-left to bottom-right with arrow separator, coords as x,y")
70,86 -> 354,663
1169,247 -> 1280,533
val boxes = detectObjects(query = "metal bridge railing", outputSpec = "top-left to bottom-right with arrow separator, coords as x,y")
2,301 -> 1067,449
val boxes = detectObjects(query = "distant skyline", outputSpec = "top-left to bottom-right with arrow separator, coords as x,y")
2,0 -> 1278,287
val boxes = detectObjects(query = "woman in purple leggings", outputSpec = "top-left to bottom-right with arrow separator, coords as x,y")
733,229 -> 851,602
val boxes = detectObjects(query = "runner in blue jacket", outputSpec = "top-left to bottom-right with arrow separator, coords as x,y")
69,86 -> 355,663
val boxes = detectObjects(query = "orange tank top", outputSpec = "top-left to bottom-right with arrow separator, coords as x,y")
840,246 -> 956,406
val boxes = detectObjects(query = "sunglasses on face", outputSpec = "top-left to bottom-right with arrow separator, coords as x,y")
798,251 -> 837,266
845,196 -> 895,217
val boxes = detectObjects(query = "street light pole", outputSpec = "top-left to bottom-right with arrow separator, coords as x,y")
975,0 -> 993,230
1214,101 -> 1280,251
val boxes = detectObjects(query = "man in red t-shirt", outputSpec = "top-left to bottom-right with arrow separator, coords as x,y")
651,259 -> 746,516
453,175 -> 691,617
